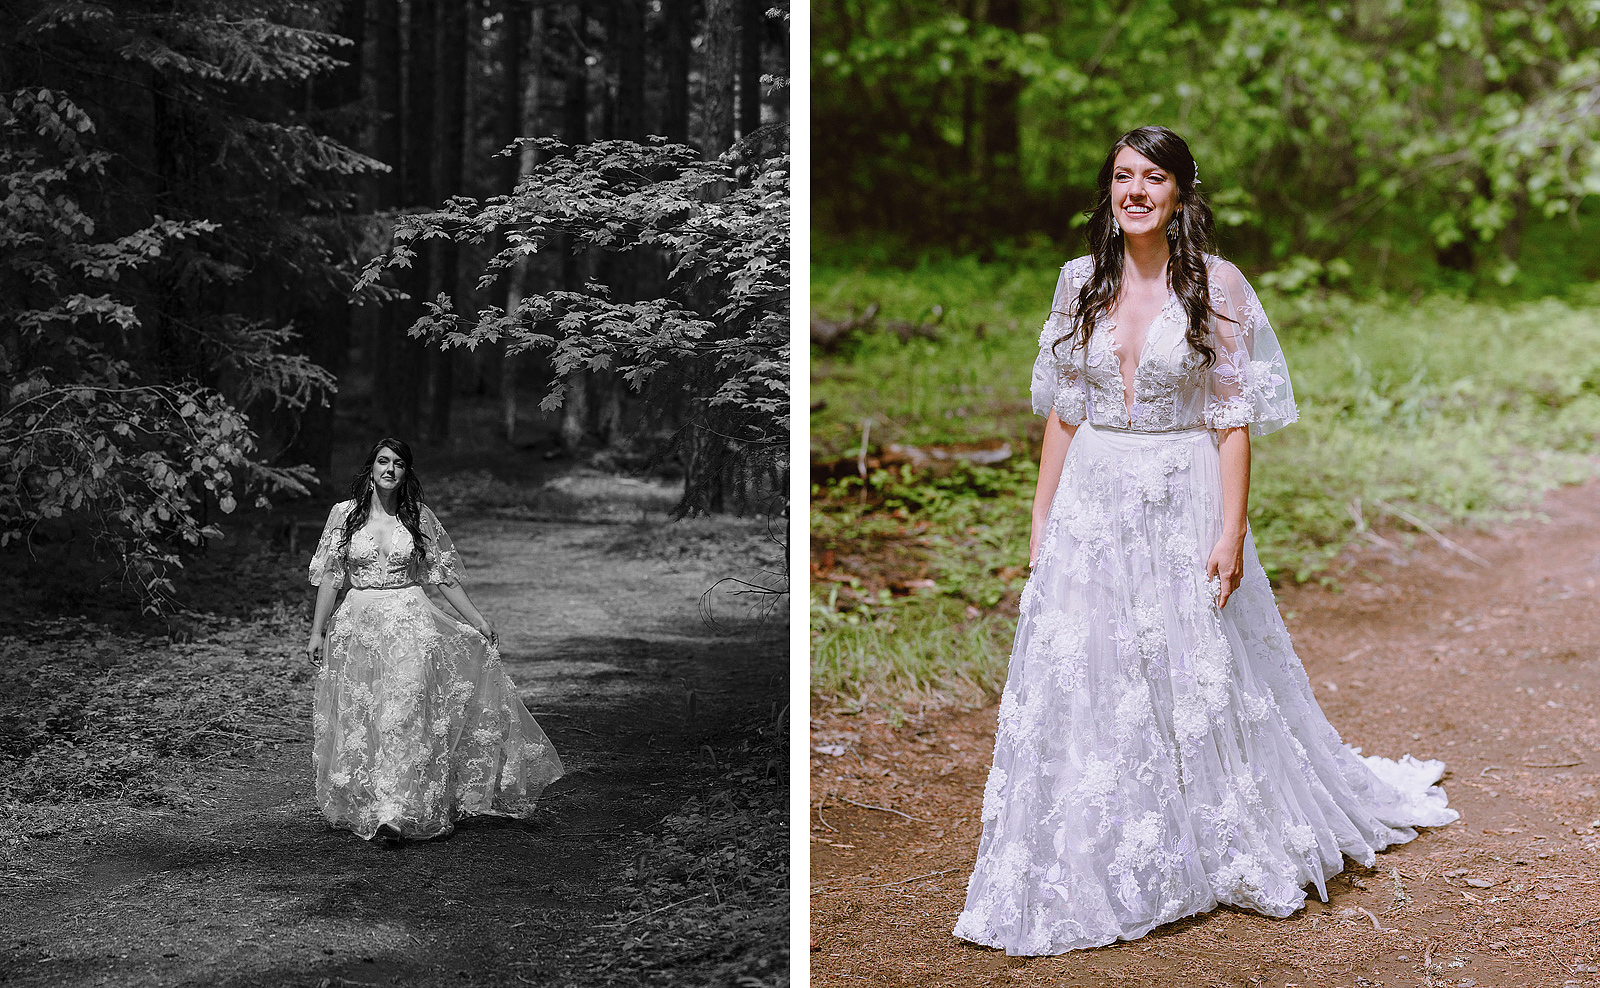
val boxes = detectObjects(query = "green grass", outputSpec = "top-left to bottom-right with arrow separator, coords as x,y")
812,258 -> 1600,705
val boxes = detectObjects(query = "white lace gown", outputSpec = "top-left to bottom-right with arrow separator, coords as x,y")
952,255 -> 1458,955
307,501 -> 564,839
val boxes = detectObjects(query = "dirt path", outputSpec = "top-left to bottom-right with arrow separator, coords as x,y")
811,481 -> 1600,988
1,517 -> 786,988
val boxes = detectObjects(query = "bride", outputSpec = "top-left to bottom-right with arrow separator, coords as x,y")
305,438 -> 564,842
952,127 -> 1458,955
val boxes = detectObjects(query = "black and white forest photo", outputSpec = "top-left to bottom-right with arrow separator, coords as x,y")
0,1 -> 791,986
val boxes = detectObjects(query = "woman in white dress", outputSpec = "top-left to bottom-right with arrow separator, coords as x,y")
304,438 -> 563,842
953,127 -> 1458,955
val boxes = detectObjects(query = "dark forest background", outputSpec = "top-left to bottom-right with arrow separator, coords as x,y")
810,0 -> 1600,701
1,0 -> 790,605
813,0 -> 1600,292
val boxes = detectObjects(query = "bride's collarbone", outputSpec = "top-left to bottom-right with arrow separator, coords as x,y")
356,517 -> 407,557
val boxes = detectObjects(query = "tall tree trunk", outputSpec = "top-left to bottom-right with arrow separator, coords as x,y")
500,0 -> 549,444
700,0 -> 737,156
385,0 -> 437,439
558,0 -> 590,450
738,0 -> 762,139
959,0 -> 976,179
370,0 -> 403,208
661,0 -> 691,144
286,0 -> 365,474
366,0 -> 404,442
614,0 -> 645,143
561,2 -> 589,148
981,0 -> 1021,234
427,0 -> 469,440
589,0 -> 646,447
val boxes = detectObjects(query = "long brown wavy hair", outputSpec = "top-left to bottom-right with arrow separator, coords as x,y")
1053,126 -> 1226,366
338,437 -> 429,565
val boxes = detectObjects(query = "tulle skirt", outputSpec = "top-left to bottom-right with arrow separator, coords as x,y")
312,586 -> 564,840
953,423 -> 1457,955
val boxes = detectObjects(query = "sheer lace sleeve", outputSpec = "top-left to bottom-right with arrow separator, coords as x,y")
307,501 -> 352,588
419,505 -> 463,587
1030,261 -> 1087,424
1203,260 -> 1298,435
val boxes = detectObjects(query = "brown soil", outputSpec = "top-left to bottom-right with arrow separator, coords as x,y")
1,512 -> 787,988
810,481 -> 1600,988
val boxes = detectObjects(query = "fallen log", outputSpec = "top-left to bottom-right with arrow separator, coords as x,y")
811,438 -> 1013,483
811,303 -> 944,353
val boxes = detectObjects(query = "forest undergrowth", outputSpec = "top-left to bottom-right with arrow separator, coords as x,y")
575,708 -> 789,986
0,472 -> 789,987
811,258 -> 1600,708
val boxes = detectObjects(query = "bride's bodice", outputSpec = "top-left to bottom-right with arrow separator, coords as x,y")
1033,255 -> 1297,435
308,500 -> 462,589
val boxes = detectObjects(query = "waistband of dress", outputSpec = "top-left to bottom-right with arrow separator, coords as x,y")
344,584 -> 423,595
1080,422 -> 1212,442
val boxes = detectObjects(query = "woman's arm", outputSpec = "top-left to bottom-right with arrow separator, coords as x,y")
1029,410 -> 1079,567
437,581 -> 496,644
305,581 -> 340,664
1206,425 -> 1251,608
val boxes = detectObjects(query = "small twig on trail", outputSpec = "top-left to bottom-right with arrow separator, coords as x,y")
1575,915 -> 1600,928
1525,760 -> 1583,768
857,418 -> 872,496
547,831 -> 633,839
815,804 -> 837,833
1348,499 -> 1398,550
194,743 -> 259,763
197,726 -> 301,743
837,796 -> 930,823
812,868 -> 955,895
1371,499 -> 1490,567
599,892 -> 709,928
1358,906 -> 1384,931
1336,644 -> 1371,663
0,872 -> 82,887
1480,765 -> 1504,776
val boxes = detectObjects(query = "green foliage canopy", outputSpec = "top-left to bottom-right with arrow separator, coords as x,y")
358,134 -> 791,517
0,1 -> 381,607
815,0 -> 1600,280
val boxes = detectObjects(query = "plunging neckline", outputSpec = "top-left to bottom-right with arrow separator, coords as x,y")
1105,285 -> 1178,417
357,516 -> 404,568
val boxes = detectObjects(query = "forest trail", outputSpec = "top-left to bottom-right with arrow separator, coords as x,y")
1,516 -> 787,988
811,480 -> 1600,988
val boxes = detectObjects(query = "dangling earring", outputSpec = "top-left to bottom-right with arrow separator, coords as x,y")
1110,215 -> 1122,237
1166,212 -> 1181,240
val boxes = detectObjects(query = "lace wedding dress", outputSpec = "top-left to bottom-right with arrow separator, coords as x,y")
307,501 -> 564,839
952,255 -> 1458,955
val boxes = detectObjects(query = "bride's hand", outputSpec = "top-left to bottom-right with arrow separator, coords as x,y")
304,631 -> 325,665
1205,533 -> 1246,609
474,618 -> 498,647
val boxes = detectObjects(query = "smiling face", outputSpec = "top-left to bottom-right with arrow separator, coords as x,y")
1111,145 -> 1181,238
369,446 -> 406,493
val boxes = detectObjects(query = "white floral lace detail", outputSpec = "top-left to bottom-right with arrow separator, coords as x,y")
1028,255 -> 1298,435
308,501 -> 464,589
954,422 -> 1458,955
306,505 -> 563,841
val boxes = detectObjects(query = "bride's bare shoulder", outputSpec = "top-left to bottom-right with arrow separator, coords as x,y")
1203,254 -> 1248,285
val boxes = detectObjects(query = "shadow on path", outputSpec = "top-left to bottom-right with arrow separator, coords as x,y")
2,520 -> 787,988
